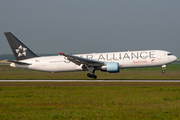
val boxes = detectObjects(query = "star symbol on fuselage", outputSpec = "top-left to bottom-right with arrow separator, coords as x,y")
15,45 -> 27,57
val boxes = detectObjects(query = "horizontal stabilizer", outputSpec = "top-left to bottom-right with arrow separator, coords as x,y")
8,60 -> 31,65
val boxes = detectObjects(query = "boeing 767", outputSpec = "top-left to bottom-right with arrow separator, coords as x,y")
4,32 -> 177,79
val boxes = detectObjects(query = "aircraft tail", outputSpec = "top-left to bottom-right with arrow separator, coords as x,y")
4,32 -> 39,61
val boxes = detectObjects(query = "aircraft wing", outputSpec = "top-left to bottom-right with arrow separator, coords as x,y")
58,52 -> 104,66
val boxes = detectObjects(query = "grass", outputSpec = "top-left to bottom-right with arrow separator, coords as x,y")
0,63 -> 180,79
0,83 -> 180,119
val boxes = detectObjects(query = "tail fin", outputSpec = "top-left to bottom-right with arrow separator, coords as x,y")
4,32 -> 38,61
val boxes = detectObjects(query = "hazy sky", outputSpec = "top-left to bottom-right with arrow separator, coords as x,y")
0,1 -> 180,56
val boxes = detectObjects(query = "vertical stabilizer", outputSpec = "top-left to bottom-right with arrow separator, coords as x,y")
4,32 -> 38,60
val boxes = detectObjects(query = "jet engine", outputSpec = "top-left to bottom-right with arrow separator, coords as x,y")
100,62 -> 119,73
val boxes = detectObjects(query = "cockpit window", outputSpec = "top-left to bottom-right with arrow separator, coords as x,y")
167,53 -> 173,56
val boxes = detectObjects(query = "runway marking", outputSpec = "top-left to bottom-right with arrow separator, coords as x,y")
0,80 -> 180,82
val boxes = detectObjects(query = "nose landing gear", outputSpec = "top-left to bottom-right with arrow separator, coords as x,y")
162,69 -> 165,74
162,65 -> 166,74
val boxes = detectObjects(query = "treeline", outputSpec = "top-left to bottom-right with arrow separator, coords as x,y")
0,54 -> 15,60
0,54 -> 57,60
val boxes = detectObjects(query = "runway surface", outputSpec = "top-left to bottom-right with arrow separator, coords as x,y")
0,80 -> 180,82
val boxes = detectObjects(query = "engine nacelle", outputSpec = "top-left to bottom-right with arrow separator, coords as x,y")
101,62 -> 119,73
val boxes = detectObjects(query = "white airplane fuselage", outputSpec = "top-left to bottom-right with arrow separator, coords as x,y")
10,50 -> 177,73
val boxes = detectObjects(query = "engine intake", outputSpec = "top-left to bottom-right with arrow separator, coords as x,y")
101,62 -> 119,73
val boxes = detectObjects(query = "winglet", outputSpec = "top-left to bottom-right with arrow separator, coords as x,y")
58,52 -> 65,55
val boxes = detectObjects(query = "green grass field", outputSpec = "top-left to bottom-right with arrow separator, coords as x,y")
0,63 -> 179,79
0,82 -> 180,119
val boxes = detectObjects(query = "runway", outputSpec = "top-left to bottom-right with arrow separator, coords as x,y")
0,80 -> 180,82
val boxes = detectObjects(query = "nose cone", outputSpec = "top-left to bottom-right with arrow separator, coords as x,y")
172,55 -> 177,62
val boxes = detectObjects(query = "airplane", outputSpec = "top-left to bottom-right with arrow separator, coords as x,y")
4,32 -> 177,79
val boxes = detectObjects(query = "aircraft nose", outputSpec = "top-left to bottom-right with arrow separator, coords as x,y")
173,55 -> 177,62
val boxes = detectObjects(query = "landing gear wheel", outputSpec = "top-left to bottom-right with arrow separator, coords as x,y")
92,75 -> 97,79
162,65 -> 166,74
87,73 -> 91,77
87,73 -> 97,79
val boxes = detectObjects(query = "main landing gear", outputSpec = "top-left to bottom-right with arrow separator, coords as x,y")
87,73 -> 97,79
87,66 -> 97,79
162,65 -> 166,74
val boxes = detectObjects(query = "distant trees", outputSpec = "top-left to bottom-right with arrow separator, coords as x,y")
0,54 -> 15,60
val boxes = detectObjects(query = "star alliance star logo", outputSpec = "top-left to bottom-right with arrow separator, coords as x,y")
15,45 -> 27,57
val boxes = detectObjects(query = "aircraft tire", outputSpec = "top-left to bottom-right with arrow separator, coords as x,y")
92,75 -> 97,79
87,73 -> 92,77
87,73 -> 97,79
162,70 -> 165,74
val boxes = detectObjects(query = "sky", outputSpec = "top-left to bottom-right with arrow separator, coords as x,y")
0,1 -> 180,56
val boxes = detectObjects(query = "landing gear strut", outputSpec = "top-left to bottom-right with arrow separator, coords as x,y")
162,65 -> 166,74
87,66 -> 97,79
